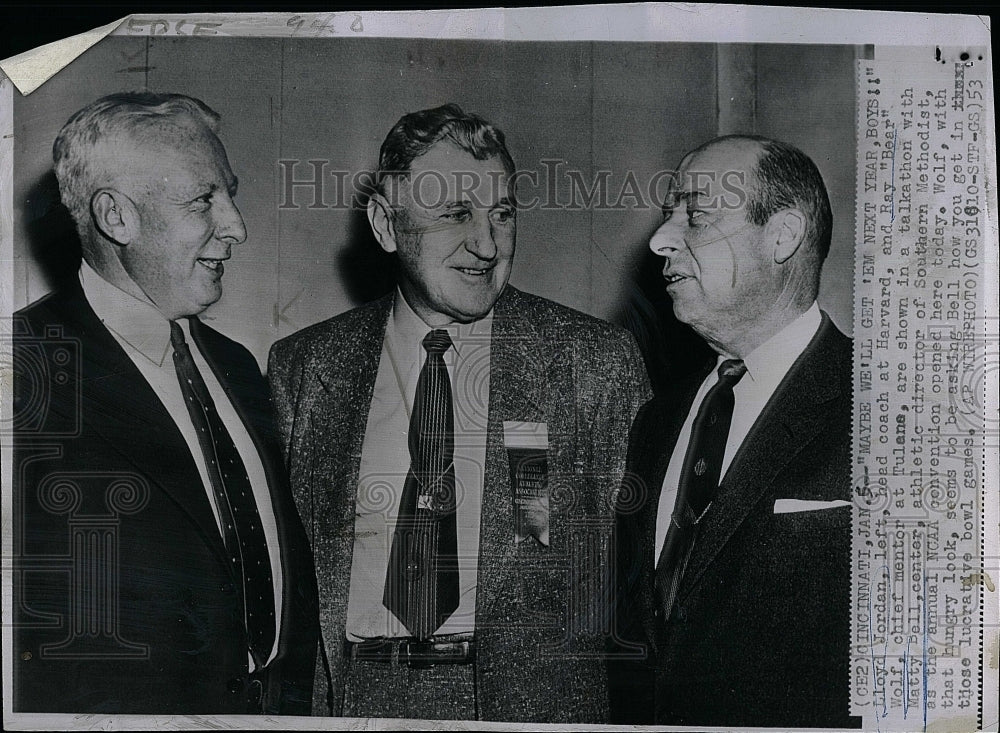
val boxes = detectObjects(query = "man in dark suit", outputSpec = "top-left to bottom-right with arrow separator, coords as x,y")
268,104 -> 650,722
12,92 -> 317,714
610,135 -> 859,728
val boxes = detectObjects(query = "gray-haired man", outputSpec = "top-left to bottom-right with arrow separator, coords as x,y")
13,92 -> 318,714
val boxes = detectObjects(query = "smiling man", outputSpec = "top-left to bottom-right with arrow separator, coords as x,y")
268,104 -> 650,722
610,135 -> 857,728
13,92 -> 318,715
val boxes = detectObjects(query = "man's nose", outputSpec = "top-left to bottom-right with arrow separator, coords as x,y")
465,213 -> 498,260
215,195 -> 247,244
648,216 -> 685,258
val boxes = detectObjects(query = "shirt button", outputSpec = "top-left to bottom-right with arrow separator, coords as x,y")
221,582 -> 234,594
228,677 -> 243,694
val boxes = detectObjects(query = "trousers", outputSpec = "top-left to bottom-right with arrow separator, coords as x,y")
341,657 -> 476,720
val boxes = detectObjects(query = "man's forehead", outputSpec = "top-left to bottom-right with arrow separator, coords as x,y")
674,139 -> 761,191
402,141 -> 511,207
113,124 -> 233,184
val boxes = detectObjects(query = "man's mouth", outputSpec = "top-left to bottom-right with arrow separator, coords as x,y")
197,257 -> 228,274
455,266 -> 492,277
663,272 -> 690,285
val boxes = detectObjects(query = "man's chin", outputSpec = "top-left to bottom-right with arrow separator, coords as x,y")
449,307 -> 492,324
669,301 -> 707,333
180,289 -> 222,319
446,295 -> 501,324
669,301 -> 690,323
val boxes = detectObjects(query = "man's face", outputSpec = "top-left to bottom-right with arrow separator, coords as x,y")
648,140 -> 778,349
117,122 -> 247,320
384,142 -> 515,325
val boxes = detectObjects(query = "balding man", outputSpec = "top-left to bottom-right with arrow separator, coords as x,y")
611,135 -> 857,728
13,92 -> 318,714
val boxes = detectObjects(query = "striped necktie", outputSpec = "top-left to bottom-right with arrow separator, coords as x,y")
383,329 -> 460,640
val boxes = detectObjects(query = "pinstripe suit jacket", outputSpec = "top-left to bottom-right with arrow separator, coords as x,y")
268,286 -> 650,722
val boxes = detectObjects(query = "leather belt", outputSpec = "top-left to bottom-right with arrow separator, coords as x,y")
344,633 -> 476,669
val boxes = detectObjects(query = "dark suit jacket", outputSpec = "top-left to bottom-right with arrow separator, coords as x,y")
268,286 -> 651,722
12,285 -> 318,715
610,313 -> 861,728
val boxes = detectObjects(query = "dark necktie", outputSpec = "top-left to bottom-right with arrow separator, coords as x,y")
170,319 -> 276,667
654,358 -> 747,619
383,329 -> 460,640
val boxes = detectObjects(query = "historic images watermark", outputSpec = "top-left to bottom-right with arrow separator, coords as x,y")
2,316 -> 151,662
276,160 -> 750,213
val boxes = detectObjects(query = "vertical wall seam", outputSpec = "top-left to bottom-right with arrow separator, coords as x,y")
714,43 -> 721,136
589,41 -> 595,315
275,37 -> 284,345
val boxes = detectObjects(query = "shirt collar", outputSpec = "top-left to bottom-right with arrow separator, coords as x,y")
387,288 -> 494,361
736,301 -> 822,390
79,261 -> 174,367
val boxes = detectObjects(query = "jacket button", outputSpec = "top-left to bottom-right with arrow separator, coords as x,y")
228,677 -> 243,694
221,582 -> 234,594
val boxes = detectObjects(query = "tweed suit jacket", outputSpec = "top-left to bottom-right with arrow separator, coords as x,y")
268,285 -> 651,722
13,285 -> 318,715
610,313 -> 861,728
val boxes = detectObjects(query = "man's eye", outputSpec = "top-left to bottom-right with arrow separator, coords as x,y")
661,206 -> 675,223
491,208 -> 515,224
442,210 -> 470,222
687,209 -> 706,226
190,194 -> 212,211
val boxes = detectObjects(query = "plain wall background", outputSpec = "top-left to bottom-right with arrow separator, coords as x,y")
12,37 -> 859,378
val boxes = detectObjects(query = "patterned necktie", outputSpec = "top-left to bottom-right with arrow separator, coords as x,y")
383,329 -> 460,640
654,358 -> 747,619
170,319 -> 276,667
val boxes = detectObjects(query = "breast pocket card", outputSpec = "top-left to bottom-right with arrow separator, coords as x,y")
504,421 -> 549,547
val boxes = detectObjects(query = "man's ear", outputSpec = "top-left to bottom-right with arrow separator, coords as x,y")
91,189 -> 137,246
767,207 -> 807,264
367,192 -> 398,254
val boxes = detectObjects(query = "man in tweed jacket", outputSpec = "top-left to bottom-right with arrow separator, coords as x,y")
268,104 -> 650,722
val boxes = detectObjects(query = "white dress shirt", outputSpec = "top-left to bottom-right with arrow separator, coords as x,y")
654,302 -> 823,561
346,290 -> 492,640
80,262 -> 282,666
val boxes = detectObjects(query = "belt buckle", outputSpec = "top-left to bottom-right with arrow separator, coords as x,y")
404,641 -> 432,669
404,639 -> 471,668
350,638 -> 390,663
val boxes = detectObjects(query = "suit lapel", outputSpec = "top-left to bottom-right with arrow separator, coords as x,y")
676,318 -> 846,605
628,363 -> 712,647
305,297 -> 390,678
190,317 -> 270,457
192,317 -> 318,663
477,288 -> 549,617
62,289 -> 231,567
